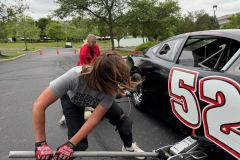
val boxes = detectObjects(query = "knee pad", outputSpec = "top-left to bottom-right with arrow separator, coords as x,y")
117,116 -> 133,135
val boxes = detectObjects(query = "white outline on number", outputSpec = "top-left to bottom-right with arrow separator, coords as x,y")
168,67 -> 201,129
199,76 -> 240,159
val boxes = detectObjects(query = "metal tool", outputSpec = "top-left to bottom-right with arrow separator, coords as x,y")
9,151 -> 159,158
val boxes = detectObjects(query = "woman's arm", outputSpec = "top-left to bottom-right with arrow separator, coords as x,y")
32,87 -> 59,142
69,105 -> 108,145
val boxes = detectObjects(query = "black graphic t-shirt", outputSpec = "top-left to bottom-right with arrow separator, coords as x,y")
49,66 -> 116,109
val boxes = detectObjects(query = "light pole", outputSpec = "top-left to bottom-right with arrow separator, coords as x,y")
213,5 -> 218,21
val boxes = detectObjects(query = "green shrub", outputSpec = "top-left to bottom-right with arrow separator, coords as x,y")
135,41 -> 157,51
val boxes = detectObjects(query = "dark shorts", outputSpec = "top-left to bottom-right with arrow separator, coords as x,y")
60,94 -> 132,151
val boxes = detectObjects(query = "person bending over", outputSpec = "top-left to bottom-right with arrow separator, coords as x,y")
33,51 -> 144,160
59,34 -> 100,125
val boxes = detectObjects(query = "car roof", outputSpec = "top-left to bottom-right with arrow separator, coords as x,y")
173,29 -> 240,41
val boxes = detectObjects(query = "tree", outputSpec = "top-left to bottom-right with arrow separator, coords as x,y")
46,21 -> 65,46
17,16 -> 40,50
127,0 -> 157,42
70,17 -> 98,41
0,0 -> 27,22
1,18 -> 18,41
113,16 -> 128,47
176,10 -> 219,34
194,11 -> 219,30
127,0 -> 180,41
36,17 -> 51,40
64,23 -> 79,41
175,12 -> 196,34
54,0 -> 129,50
94,19 -> 109,38
0,0 -> 27,42
223,13 -> 240,29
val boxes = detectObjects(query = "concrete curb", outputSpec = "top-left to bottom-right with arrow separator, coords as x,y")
0,53 -> 26,62
31,48 -> 73,54
25,49 -> 40,54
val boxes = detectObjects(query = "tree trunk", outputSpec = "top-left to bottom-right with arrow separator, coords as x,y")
117,38 -> 120,48
142,36 -> 145,43
108,13 -> 115,50
24,38 -> 28,51
109,26 -> 115,50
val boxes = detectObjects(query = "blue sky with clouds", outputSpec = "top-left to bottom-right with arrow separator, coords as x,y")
22,0 -> 240,20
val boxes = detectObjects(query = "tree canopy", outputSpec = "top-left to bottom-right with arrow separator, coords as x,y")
0,0 -> 27,22
223,13 -> 240,29
0,0 -> 223,47
36,17 -> 52,40
46,21 -> 65,42
17,16 -> 40,50
54,0 -> 130,49
176,10 -> 219,34
127,0 -> 180,41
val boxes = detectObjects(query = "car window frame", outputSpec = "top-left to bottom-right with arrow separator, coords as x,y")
155,36 -> 187,62
224,48 -> 240,75
175,35 -> 240,72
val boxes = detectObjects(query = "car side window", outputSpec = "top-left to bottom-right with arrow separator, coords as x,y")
157,37 -> 184,61
177,37 -> 240,71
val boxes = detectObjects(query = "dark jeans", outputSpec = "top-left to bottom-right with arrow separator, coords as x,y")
60,94 -> 133,152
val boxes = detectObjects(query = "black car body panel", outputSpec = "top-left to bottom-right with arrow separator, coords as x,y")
127,29 -> 240,159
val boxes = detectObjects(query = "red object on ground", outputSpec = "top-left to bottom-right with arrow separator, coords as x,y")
57,48 -> 60,55
131,50 -> 140,54
74,48 -> 77,54
39,49 -> 43,55
76,43 -> 100,66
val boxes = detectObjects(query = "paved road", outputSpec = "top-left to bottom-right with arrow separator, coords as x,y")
0,48 -> 189,160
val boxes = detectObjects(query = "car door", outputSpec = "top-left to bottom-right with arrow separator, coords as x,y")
140,36 -> 187,115
170,35 -> 240,159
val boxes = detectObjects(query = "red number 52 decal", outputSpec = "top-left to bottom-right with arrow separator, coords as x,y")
168,67 -> 240,159
168,67 -> 201,129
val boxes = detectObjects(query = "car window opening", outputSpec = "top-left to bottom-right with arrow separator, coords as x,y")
157,37 -> 185,61
177,37 -> 240,71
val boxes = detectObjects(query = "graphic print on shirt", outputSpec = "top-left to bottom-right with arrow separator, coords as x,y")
70,92 -> 101,108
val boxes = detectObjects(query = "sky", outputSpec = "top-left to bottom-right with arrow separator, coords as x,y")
7,0 -> 240,20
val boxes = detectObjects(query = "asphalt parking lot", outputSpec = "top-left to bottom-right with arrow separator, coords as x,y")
0,48 -> 234,160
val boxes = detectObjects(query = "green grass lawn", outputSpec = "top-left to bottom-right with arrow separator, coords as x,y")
0,41 -> 111,51
0,40 -> 131,58
114,49 -> 131,56
0,51 -> 24,60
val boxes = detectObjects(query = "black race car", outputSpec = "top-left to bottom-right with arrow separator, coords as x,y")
127,29 -> 240,159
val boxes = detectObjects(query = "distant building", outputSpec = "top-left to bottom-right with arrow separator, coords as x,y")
217,13 -> 239,27
217,14 -> 234,27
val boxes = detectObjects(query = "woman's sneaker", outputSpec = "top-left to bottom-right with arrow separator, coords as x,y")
122,142 -> 145,159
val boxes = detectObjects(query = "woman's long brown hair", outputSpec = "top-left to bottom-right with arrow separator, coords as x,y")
81,51 -> 132,95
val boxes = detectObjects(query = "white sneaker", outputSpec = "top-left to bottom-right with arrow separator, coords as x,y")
122,142 -> 145,159
58,110 -> 93,126
84,111 -> 92,120
58,115 -> 66,125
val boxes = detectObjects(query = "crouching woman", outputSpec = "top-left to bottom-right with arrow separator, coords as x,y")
32,51 -> 144,160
